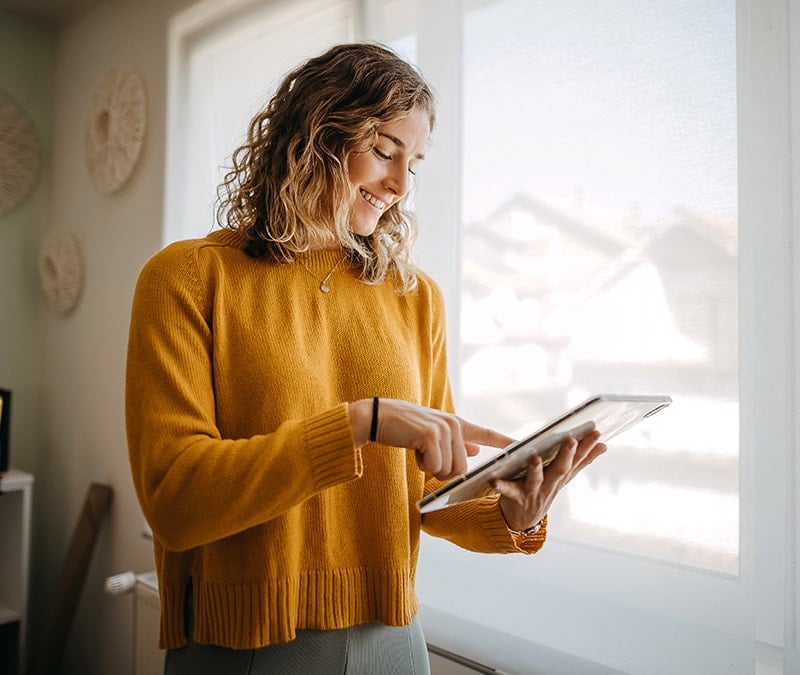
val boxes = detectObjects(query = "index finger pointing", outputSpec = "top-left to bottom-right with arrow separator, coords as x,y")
459,418 -> 516,449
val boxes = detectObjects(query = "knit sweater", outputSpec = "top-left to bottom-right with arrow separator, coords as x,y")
125,229 -> 545,650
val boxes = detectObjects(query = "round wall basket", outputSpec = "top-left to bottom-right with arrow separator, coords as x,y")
0,89 -> 41,216
85,67 -> 147,193
39,231 -> 84,316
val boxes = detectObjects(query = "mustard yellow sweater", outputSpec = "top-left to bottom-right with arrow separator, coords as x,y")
126,229 -> 545,650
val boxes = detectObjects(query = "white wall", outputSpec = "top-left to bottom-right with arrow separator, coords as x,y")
0,1 -> 199,672
0,13 -> 52,497
0,8 -> 53,666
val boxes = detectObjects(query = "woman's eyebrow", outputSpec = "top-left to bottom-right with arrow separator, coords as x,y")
377,132 -> 426,160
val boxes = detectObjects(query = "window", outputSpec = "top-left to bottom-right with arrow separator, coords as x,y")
458,0 -> 739,575
166,1 -> 798,671
164,0 -> 356,244
402,1 -> 797,671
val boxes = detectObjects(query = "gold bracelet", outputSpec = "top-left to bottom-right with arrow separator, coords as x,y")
508,519 -> 544,537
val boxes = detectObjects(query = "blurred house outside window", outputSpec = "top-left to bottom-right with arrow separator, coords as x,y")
458,0 -> 737,574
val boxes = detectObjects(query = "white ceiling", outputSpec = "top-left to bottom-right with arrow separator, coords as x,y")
0,0 -> 104,26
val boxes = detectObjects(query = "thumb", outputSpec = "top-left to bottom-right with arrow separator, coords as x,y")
488,477 -> 520,500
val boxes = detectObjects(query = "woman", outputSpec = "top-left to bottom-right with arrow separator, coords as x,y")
126,42 -> 605,674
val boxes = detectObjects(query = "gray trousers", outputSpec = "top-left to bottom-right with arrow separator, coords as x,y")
164,586 -> 431,675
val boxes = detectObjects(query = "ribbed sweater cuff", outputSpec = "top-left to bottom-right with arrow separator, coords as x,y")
475,495 -> 547,555
304,404 -> 363,490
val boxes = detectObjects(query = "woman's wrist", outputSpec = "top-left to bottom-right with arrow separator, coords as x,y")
347,398 -> 375,447
507,518 -> 544,536
508,516 -> 547,553
499,498 -> 546,534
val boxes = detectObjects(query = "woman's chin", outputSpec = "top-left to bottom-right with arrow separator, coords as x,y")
348,219 -> 379,238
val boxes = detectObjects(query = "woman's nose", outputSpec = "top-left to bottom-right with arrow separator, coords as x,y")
383,165 -> 409,198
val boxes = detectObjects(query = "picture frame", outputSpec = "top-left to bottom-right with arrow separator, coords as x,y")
0,388 -> 11,473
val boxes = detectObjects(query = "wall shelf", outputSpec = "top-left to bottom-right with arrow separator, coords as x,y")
0,468 -> 33,675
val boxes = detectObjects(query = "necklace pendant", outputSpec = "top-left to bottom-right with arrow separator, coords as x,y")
300,255 -> 344,293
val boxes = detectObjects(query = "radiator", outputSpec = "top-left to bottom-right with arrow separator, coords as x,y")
105,570 -> 164,675
133,572 -> 164,675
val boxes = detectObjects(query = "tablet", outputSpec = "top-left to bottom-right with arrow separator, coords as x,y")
417,393 -> 672,514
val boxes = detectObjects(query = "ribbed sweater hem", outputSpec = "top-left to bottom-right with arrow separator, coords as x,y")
160,566 -> 419,650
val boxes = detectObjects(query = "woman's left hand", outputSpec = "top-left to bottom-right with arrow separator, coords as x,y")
490,430 -> 607,532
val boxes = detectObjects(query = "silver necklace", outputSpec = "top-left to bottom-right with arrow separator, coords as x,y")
299,255 -> 346,293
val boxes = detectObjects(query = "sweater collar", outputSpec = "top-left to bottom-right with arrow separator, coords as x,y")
207,228 -> 248,249
296,248 -> 348,272
206,229 -> 348,273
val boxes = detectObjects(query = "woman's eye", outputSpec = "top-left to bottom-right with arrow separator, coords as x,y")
373,146 -> 418,175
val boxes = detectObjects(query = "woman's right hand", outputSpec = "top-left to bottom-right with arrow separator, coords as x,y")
348,398 -> 515,480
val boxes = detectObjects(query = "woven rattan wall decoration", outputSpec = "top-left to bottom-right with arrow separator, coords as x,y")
39,231 -> 84,316
85,67 -> 147,193
0,89 -> 41,216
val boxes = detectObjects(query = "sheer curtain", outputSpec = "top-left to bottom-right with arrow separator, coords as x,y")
163,0 -> 356,244
165,0 -> 799,672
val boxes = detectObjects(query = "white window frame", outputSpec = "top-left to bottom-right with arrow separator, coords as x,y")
164,0 -> 799,670
163,0 -> 357,246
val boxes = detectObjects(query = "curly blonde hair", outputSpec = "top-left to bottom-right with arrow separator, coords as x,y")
216,42 -> 437,293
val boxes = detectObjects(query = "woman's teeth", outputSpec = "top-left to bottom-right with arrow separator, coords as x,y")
360,189 -> 386,210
